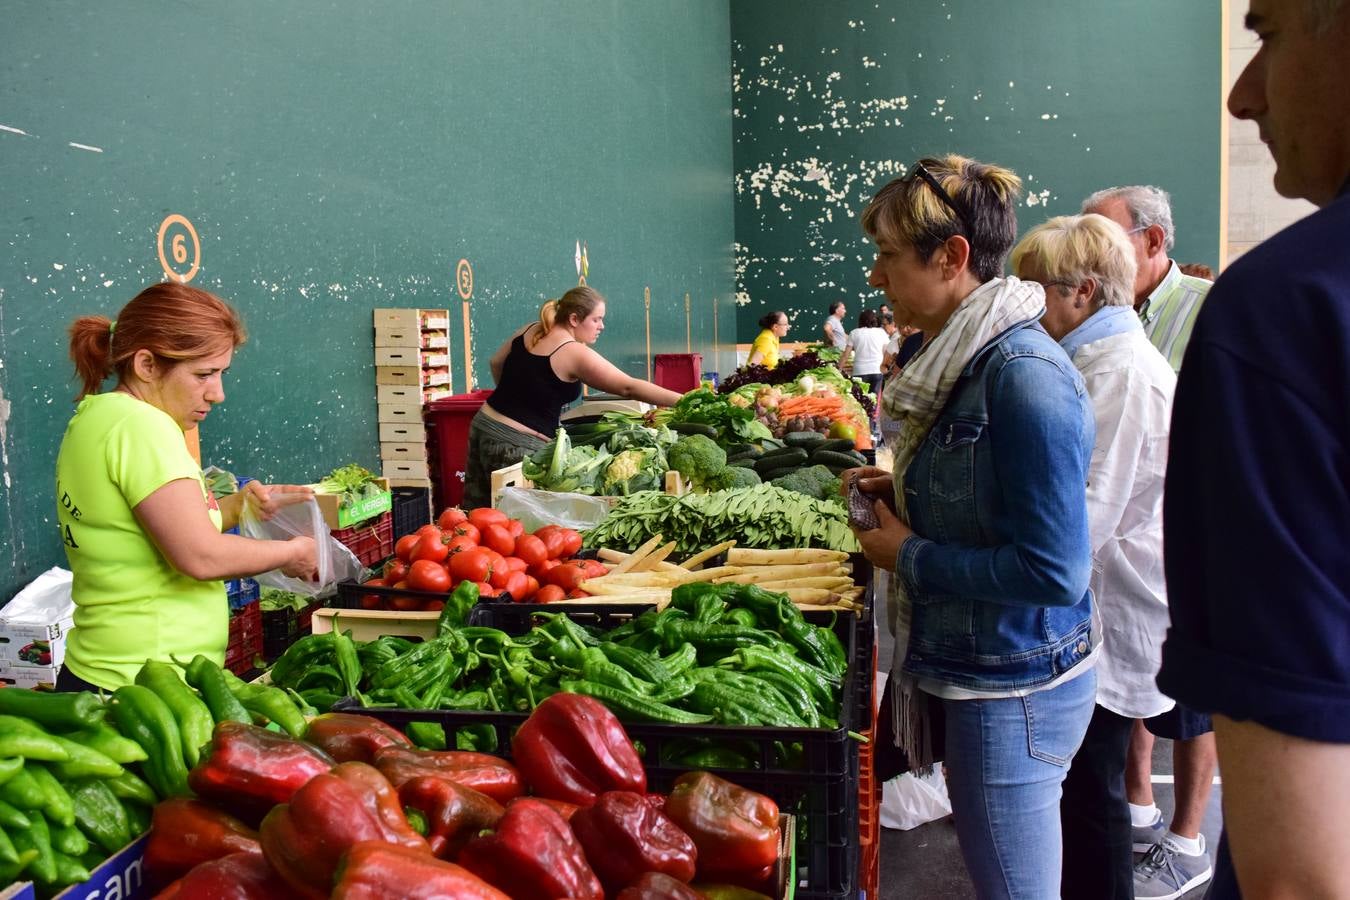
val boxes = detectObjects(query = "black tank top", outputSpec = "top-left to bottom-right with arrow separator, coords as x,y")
487,333 -> 583,435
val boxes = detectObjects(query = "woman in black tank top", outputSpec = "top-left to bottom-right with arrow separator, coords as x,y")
461,286 -> 682,507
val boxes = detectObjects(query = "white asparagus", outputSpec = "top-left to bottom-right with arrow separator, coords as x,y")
579,581 -> 673,597
631,541 -> 677,573
726,548 -> 850,566
597,548 -> 684,574
678,539 -> 737,571
670,564 -> 745,584
712,562 -> 850,583
754,576 -> 855,592
778,587 -> 838,604
609,535 -> 664,575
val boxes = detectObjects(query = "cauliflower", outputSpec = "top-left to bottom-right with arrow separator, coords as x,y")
602,448 -> 663,496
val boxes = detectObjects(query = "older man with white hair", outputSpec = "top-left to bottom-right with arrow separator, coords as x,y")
1157,1 -> 1350,897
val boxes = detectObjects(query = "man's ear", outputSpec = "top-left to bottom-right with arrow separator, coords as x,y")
1143,224 -> 1168,258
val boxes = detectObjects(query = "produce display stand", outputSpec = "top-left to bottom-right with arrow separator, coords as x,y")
0,834 -> 150,900
333,602 -> 864,898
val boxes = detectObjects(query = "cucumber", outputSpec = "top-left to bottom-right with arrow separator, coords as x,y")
727,458 -> 758,469
812,449 -> 867,470
671,422 -> 718,439
726,444 -> 764,460
753,447 -> 809,473
814,438 -> 856,454
759,438 -> 786,451
783,431 -> 826,447
760,465 -> 805,482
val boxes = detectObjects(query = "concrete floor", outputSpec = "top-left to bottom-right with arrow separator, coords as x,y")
869,573 -> 1222,899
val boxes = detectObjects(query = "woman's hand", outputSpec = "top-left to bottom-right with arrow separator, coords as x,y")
840,466 -> 899,516
281,536 -> 319,580
852,499 -> 914,573
242,482 -> 314,521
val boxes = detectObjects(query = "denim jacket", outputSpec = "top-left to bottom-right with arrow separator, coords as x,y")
897,318 -> 1096,691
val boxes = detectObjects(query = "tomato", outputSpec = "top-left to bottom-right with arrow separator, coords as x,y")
557,529 -> 583,558
535,584 -> 566,604
482,523 -> 516,557
394,534 -> 419,564
502,556 -> 528,574
407,559 -> 451,593
450,522 -> 481,545
383,559 -> 409,584
567,588 -> 590,599
488,563 -> 512,591
360,577 -> 387,609
545,561 -> 587,591
529,557 -> 560,580
449,547 -> 492,585
422,599 -> 445,613
538,529 -> 568,560
506,519 -> 525,538
579,559 -> 609,579
437,507 -> 468,530
513,534 -> 547,568
522,575 -> 540,600
390,594 -> 423,611
472,581 -> 495,597
445,534 -> 477,557
410,530 -> 449,564
468,507 -> 509,530
504,571 -> 530,602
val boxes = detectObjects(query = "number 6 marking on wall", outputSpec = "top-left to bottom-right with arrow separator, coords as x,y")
157,214 -> 201,283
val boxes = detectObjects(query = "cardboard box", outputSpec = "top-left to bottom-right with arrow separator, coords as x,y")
373,308 -> 450,331
377,384 -> 423,405
382,460 -> 430,481
0,567 -> 75,668
376,365 -> 421,386
374,347 -> 420,367
0,662 -> 61,690
314,478 -> 392,530
379,422 -> 427,442
0,833 -> 150,900
378,401 -> 424,424
380,441 -> 427,462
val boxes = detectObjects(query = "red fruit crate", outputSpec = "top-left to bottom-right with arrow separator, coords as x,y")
858,645 -> 880,898
331,512 -> 394,569
225,601 -> 263,675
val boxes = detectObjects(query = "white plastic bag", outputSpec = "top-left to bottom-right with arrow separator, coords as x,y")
0,567 -> 75,626
495,486 -> 615,533
880,767 -> 953,831
237,497 -> 363,596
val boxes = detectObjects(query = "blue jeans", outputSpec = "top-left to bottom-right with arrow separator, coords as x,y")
941,667 -> 1096,899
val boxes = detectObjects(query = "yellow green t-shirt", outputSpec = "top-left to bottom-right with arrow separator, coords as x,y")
750,329 -> 780,370
55,392 -> 226,690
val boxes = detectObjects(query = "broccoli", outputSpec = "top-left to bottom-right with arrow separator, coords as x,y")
667,434 -> 730,492
770,465 -> 841,501
717,465 -> 762,490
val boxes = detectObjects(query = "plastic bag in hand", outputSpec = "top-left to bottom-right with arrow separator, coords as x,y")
237,497 -> 363,596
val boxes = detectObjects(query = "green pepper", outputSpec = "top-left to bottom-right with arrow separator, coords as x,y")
104,770 -> 158,807
0,799 -> 30,830
581,648 -> 655,696
295,664 -> 344,693
267,632 -> 336,689
49,820 -> 89,857
25,766 -> 75,827
741,669 -> 823,728
700,669 -> 805,727
45,849 -> 93,892
437,579 -> 480,633
298,689 -> 343,712
0,717 -> 123,780
136,659 -> 215,767
405,722 -> 447,750
109,684 -> 191,798
0,722 -> 70,764
184,654 -> 252,726
455,724 -> 498,753
662,620 -> 774,655
648,675 -> 696,704
333,628 -> 362,699
660,643 -> 699,676
559,679 -> 714,724
0,690 -> 104,732
69,780 -> 132,854
372,636 -> 451,691
12,809 -> 56,882
0,823 -> 19,864
0,847 -> 38,885
0,758 -> 21,786
64,724 -> 148,765
724,608 -> 758,628
597,642 -> 671,684
0,767 -> 48,811
122,797 -> 150,837
721,645 -> 839,716
219,668 -> 307,737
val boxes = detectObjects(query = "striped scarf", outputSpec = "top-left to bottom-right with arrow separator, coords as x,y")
881,276 -> 1046,767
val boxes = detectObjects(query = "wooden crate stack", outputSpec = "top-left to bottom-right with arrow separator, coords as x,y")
373,308 -> 453,489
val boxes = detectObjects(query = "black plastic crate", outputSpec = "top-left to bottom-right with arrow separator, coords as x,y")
262,599 -> 324,662
391,487 -> 431,541
339,603 -> 861,896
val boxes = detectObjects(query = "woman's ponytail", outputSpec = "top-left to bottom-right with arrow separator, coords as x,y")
532,300 -> 559,348
68,316 -> 115,400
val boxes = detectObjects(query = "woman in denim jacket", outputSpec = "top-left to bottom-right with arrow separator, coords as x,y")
851,155 -> 1097,898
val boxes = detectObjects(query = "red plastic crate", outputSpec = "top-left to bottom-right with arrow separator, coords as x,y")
425,389 -> 494,511
226,601 -> 263,675
654,353 -> 702,394
858,645 -> 880,898
332,512 -> 394,568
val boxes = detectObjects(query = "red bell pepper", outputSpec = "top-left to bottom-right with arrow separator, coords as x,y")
665,772 -> 780,883
152,851 -> 291,900
259,761 -> 430,898
618,872 -> 709,900
396,775 -> 504,859
460,797 -> 604,900
510,692 -> 646,806
373,746 -> 523,805
143,797 -> 262,887
188,721 -> 334,824
303,713 -> 411,763
332,840 -> 511,899
530,795 -> 581,822
571,790 -> 698,891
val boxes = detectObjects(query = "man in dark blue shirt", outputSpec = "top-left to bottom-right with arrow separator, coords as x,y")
1156,0 -> 1350,896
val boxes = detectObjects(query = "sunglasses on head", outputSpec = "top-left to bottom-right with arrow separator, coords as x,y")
908,161 -> 973,234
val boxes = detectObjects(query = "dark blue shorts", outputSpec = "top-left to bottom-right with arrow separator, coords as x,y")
1144,703 -> 1213,740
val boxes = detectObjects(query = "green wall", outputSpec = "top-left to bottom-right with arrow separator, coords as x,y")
0,1 -> 734,599
731,0 -> 1222,338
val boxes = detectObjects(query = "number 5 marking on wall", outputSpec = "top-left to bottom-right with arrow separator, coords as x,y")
157,214 -> 201,283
